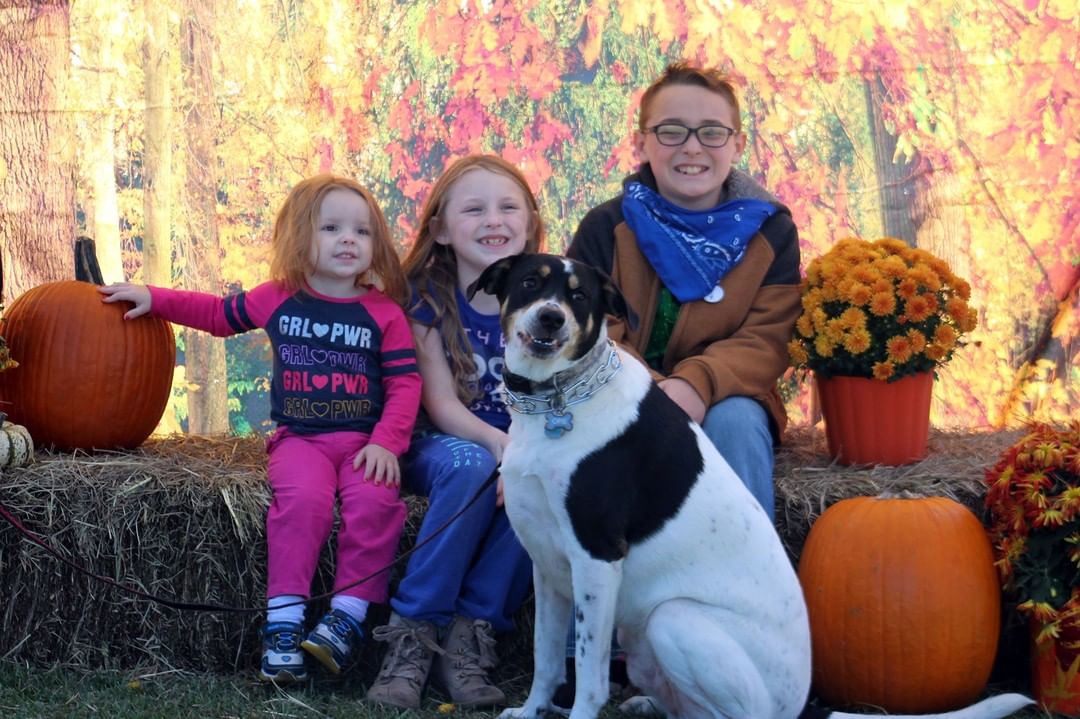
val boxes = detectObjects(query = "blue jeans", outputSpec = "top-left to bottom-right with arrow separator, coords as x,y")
391,433 -> 533,632
702,395 -> 776,521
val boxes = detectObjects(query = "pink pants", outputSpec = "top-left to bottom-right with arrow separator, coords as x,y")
264,429 -> 406,603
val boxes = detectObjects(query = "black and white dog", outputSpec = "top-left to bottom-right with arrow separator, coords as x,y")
472,253 -> 1031,719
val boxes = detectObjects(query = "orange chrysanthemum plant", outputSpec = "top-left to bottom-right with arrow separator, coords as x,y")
787,237 -> 978,381
985,421 -> 1080,642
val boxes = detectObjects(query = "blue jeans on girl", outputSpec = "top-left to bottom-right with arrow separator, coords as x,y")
391,432 -> 533,632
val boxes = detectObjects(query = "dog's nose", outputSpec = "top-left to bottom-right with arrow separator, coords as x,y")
538,306 -> 565,332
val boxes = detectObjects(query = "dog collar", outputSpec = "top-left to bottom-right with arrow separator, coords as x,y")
502,340 -> 622,439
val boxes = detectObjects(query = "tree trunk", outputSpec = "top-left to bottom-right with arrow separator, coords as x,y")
914,170 -> 971,289
84,3 -> 123,283
864,73 -> 919,247
0,0 -> 76,300
181,0 -> 230,435
142,0 -> 173,287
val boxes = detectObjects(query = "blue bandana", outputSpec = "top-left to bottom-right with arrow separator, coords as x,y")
621,181 -> 778,303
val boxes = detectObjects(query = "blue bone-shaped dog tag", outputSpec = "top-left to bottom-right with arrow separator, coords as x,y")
544,411 -> 574,439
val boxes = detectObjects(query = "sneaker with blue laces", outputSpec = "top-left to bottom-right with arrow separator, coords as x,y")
259,621 -> 308,683
301,608 -> 364,674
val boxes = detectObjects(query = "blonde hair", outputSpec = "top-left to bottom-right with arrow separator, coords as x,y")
402,154 -> 544,404
268,174 -> 407,306
638,62 -> 742,134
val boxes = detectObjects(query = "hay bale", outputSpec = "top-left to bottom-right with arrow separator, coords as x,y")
0,426 -> 1023,673
0,436 -> 425,672
775,425 -> 1024,563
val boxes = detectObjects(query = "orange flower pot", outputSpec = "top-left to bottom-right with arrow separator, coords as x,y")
1031,622 -> 1080,715
815,372 -> 933,466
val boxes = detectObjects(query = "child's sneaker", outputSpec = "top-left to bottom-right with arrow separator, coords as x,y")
301,608 -> 364,674
259,621 -> 308,683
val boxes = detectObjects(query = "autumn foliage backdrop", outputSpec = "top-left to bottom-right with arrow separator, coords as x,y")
0,0 -> 1076,436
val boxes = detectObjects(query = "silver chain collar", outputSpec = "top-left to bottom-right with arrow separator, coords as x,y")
502,341 -> 622,437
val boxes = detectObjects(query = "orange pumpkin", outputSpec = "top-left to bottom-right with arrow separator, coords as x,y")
0,280 -> 174,450
797,494 -> 1001,713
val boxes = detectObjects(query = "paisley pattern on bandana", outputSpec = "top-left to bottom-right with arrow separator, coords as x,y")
621,181 -> 778,303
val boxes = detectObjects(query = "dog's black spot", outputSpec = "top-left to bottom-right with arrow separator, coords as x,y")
575,607 -> 585,623
565,383 -> 704,561
584,593 -> 594,602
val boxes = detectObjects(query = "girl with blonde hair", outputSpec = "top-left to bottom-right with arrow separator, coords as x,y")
365,154 -> 543,710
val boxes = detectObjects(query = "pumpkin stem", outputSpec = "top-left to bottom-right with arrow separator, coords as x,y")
75,237 -> 105,285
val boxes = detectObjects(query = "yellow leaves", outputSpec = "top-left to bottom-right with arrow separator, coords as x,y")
616,0 -> 643,32
881,2 -> 912,31
787,24 -> 811,61
1027,201 -> 1060,247
1051,293 -> 1079,342
722,2 -> 762,42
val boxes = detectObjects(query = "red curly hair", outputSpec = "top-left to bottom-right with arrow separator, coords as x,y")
269,174 -> 407,306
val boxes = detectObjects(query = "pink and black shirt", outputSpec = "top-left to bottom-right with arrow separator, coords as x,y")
148,282 -> 421,456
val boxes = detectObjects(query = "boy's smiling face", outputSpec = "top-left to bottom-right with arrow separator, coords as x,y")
634,84 -> 747,211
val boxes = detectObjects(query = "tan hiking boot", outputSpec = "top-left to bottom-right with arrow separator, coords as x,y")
365,613 -> 441,709
432,615 -> 507,707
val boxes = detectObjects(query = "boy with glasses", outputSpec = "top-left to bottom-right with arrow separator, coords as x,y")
559,61 -> 802,709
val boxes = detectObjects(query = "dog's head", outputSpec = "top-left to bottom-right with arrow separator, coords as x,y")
469,253 -> 635,381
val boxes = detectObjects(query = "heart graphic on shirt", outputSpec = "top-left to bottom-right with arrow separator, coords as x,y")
312,323 -> 330,338
309,349 -> 327,364
310,402 -> 330,417
311,374 -> 329,390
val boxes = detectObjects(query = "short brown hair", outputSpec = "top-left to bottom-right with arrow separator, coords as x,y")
268,174 -> 407,305
638,62 -> 742,133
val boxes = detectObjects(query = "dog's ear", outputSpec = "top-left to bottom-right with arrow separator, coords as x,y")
599,272 -> 639,331
468,254 -> 521,301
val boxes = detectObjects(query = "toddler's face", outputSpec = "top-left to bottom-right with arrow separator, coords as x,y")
306,188 -> 373,297
634,84 -> 746,211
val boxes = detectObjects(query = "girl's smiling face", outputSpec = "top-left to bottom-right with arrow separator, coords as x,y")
634,84 -> 747,211
436,167 -> 532,292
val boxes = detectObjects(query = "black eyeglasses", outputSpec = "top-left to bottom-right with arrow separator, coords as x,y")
647,123 -> 736,148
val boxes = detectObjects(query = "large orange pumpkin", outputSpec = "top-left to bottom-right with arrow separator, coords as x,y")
797,494 -> 1001,713
0,280 -> 175,450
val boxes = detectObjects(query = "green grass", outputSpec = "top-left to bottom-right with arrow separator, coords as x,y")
0,660 -> 1057,719
0,661 -> 475,719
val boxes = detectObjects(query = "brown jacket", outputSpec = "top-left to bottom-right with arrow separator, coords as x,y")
567,167 -> 801,440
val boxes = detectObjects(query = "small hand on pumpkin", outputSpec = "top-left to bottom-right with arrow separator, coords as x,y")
353,442 -> 400,487
98,283 -> 152,320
